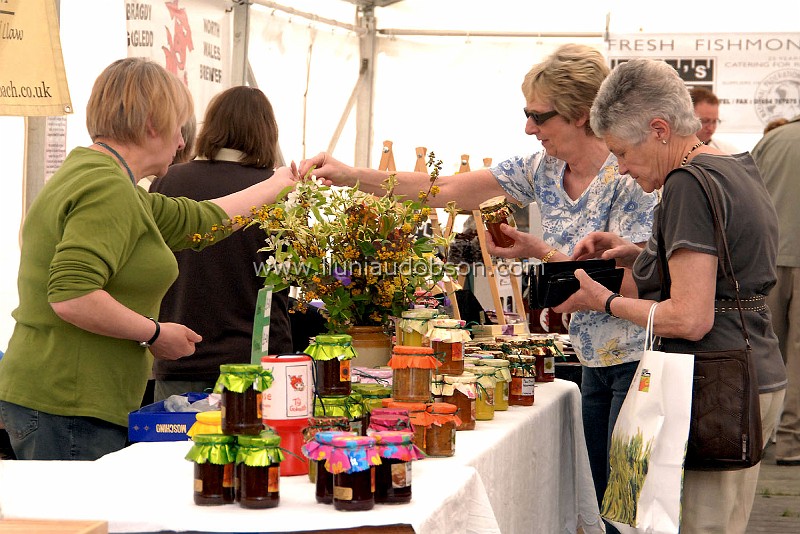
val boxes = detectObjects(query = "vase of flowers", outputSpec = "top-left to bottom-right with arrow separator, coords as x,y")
214,153 -> 457,366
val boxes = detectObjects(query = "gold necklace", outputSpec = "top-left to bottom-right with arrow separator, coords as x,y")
681,141 -> 705,166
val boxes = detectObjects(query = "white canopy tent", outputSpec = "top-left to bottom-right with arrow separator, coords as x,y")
1,0 -> 798,348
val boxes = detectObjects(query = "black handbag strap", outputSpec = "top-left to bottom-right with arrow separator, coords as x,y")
656,163 -> 752,349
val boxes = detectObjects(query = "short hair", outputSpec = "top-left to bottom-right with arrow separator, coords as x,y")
86,57 -> 192,145
763,117 -> 789,135
194,86 -> 279,168
172,115 -> 197,164
689,86 -> 720,107
590,58 -> 701,144
521,43 -> 609,136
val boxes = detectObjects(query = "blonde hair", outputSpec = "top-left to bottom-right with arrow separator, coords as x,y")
521,44 -> 609,136
86,57 -> 193,145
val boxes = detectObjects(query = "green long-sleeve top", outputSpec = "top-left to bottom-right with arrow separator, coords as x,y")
0,147 -> 228,427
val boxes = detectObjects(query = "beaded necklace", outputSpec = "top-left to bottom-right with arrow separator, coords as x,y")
94,142 -> 136,186
681,141 -> 705,166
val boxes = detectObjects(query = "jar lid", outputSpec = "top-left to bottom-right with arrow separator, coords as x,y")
466,365 -> 497,376
314,334 -> 353,344
479,358 -> 510,368
313,430 -> 352,445
370,407 -> 410,417
372,430 -> 414,446
426,402 -> 458,415
219,363 -> 262,374
331,434 -> 377,449
351,383 -> 392,396
443,372 -> 477,384
508,354 -> 536,362
191,433 -> 235,444
479,195 -> 511,212
401,309 -> 439,319
195,410 -> 222,425
370,414 -> 410,427
237,433 -> 282,448
383,400 -> 428,412
428,318 -> 466,329
306,415 -> 350,428
214,365 -> 273,393
392,345 -> 435,355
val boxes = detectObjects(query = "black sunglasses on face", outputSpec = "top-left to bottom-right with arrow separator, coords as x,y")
523,108 -> 559,125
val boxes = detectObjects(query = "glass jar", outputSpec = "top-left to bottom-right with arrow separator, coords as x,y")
382,400 -> 429,449
532,340 -> 558,383
215,364 -> 273,436
388,346 -> 440,403
351,382 -> 392,429
373,431 -> 424,504
442,373 -> 477,430
329,435 -> 381,512
368,413 -> 412,434
479,195 -> 516,248
185,434 -> 236,506
302,416 -> 351,484
424,403 -> 460,457
235,433 -> 283,509
302,430 -> 352,503
479,359 -> 511,411
314,393 -> 366,436
466,365 -> 496,421
427,317 -> 471,376
396,309 -> 439,347
431,373 -> 445,402
305,334 -> 357,397
508,354 -> 536,406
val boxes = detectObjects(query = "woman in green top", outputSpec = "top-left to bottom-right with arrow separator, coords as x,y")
0,58 -> 298,460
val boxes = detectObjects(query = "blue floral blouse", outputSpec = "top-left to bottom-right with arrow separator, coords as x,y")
491,152 -> 658,367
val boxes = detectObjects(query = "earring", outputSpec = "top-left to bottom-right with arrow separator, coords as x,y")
662,139 -> 667,144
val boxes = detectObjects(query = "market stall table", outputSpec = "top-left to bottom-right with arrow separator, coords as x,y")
0,380 -> 600,534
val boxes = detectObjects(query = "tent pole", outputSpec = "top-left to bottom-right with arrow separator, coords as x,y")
354,6 -> 376,167
231,0 -> 251,86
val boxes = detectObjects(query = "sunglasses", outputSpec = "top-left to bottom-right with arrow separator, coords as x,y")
523,108 -> 559,125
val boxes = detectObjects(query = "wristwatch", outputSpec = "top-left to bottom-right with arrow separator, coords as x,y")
139,317 -> 161,348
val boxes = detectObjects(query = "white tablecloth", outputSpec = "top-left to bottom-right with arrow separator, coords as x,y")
0,379 -> 601,534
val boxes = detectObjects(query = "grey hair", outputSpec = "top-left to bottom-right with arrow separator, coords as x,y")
590,58 -> 701,144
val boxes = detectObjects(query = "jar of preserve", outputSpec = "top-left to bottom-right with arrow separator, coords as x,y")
305,334 -> 357,397
215,364 -> 273,436
368,412 -> 412,434
382,400 -> 429,448
302,430 -> 352,503
424,402 -> 460,457
302,416 -> 351,483
373,430 -> 425,504
507,354 -> 536,406
441,373 -> 477,430
185,434 -> 236,506
314,393 -> 366,436
466,365 -> 496,421
478,195 -> 517,248
388,345 -> 440,403
351,382 -> 392,425
328,435 -> 382,511
235,433 -> 284,509
430,373 -> 445,402
426,317 -> 471,376
478,359 -> 511,411
532,339 -> 558,383
395,309 -> 439,347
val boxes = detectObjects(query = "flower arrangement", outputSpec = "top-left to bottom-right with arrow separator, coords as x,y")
227,153 -> 457,334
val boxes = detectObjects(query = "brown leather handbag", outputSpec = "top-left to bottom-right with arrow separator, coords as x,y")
657,164 -> 763,471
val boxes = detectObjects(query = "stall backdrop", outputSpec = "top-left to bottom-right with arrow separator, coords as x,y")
1,0 -> 799,348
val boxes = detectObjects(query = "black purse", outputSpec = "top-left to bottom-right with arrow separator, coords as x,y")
529,259 -> 623,308
656,164 -> 762,471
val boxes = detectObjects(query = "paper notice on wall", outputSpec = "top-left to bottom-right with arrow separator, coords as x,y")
44,115 -> 67,181
0,0 -> 73,116
606,33 -> 800,132
251,286 -> 273,365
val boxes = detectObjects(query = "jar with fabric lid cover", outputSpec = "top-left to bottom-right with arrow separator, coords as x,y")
314,393 -> 366,436
235,432 -> 283,509
185,434 -> 236,506
302,416 -> 351,483
478,195 -> 517,248
373,430 -> 425,504
302,430 -> 352,503
424,402 -> 460,457
396,308 -> 439,347
427,317 -> 471,376
388,345 -> 440,402
351,382 -> 392,426
507,354 -> 536,406
465,365 -> 497,421
477,358 -> 511,411
215,364 -> 273,436
328,434 -> 382,511
441,373 -> 477,430
305,334 -> 357,397
382,400 -> 429,448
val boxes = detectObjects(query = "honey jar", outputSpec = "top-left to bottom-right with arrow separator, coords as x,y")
396,309 -> 439,347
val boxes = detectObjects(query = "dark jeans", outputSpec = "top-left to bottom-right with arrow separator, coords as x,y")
0,400 -> 127,460
581,361 -> 640,534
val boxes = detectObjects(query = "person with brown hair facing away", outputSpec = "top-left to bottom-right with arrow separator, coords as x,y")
0,59 -> 299,461
149,86 -> 294,402
689,86 -> 738,153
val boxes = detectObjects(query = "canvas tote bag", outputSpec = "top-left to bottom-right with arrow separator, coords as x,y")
602,303 -> 694,534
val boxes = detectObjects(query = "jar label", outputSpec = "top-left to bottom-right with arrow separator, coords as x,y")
334,485 -> 353,500
194,478 -> 203,493
371,466 -> 376,493
502,382 -> 510,401
521,377 -> 535,396
544,356 -> 555,375
339,360 -> 351,382
256,392 -> 263,420
451,343 -> 463,361
268,466 -> 280,492
391,463 -> 411,488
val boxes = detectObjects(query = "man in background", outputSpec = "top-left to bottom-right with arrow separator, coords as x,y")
752,116 -> 800,465
690,87 -> 739,153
